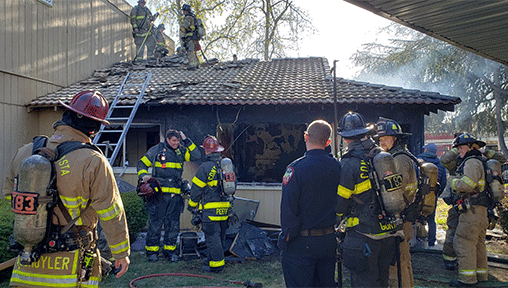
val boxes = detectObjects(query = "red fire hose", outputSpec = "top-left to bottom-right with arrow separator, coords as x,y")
129,272 -> 262,288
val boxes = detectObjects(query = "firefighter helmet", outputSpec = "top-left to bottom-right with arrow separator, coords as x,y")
374,117 -> 411,139
337,112 -> 373,138
202,136 -> 224,153
182,4 -> 191,11
452,133 -> 485,148
59,91 -> 110,125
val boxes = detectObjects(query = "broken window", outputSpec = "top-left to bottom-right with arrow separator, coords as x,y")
218,123 -> 307,183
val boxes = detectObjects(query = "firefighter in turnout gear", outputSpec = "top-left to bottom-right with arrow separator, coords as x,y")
137,129 -> 201,262
375,117 -> 417,288
337,112 -> 403,288
447,133 -> 490,287
154,24 -> 169,59
180,4 -> 200,70
130,0 -> 157,61
3,91 -> 130,287
278,120 -> 340,287
440,133 -> 506,272
188,136 -> 231,273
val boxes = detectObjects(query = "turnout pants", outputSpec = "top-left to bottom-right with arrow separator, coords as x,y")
454,205 -> 489,284
388,221 -> 414,288
281,233 -> 337,288
342,232 -> 396,288
134,34 -> 156,60
443,207 -> 459,262
184,39 -> 199,68
145,193 -> 183,258
202,220 -> 228,271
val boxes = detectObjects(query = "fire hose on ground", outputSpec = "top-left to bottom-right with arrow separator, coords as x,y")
128,272 -> 262,288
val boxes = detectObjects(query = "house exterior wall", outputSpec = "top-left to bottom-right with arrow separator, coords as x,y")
1,0 -> 136,190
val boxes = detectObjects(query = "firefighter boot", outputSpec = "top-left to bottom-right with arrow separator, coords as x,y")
444,259 -> 457,270
147,253 -> 159,262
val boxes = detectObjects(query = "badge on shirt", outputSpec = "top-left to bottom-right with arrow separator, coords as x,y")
282,167 -> 294,185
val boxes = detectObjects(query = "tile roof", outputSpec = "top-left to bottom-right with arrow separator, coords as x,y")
28,57 -> 460,111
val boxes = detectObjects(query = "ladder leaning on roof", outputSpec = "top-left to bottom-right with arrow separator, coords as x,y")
93,70 -> 152,165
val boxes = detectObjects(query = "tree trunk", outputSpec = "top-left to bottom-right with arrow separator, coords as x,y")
493,69 -> 508,157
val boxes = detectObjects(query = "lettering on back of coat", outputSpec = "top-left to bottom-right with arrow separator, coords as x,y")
58,156 -> 70,176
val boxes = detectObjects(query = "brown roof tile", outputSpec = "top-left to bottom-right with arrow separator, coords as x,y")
28,57 -> 460,110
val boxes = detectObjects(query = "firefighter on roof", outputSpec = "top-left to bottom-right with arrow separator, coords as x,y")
180,4 -> 200,70
3,90 -> 130,287
188,136 -> 233,273
137,129 -> 201,262
374,117 -> 417,288
130,0 -> 157,61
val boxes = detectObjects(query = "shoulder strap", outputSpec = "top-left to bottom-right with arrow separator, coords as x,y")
32,135 -> 49,155
55,141 -> 102,160
392,150 -> 420,167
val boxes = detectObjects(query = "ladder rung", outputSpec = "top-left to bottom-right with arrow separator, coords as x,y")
96,143 -> 118,147
99,130 -> 125,133
111,105 -> 135,109
107,117 -> 130,122
123,83 -> 144,86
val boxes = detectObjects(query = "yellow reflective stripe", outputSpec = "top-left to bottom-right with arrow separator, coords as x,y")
443,254 -> 457,261
346,217 -> 359,228
459,270 -> 476,276
208,180 -> 218,187
192,176 -> 207,188
161,187 -> 181,194
146,246 -> 160,252
208,216 -> 228,221
157,42 -> 165,46
338,185 -> 353,199
188,143 -> 196,151
11,270 -> 78,287
60,195 -> 88,209
188,199 -> 199,207
81,276 -> 100,288
135,15 -> 146,20
184,143 -> 196,161
110,239 -> 130,255
209,259 -> 225,267
476,269 -> 488,274
478,179 -> 485,191
138,169 -> 148,176
164,245 -> 176,251
154,162 -> 182,168
460,175 -> 477,189
132,24 -> 138,28
203,202 -> 231,209
5,195 -> 11,200
355,179 -> 372,194
97,203 -> 121,221
141,156 -> 152,167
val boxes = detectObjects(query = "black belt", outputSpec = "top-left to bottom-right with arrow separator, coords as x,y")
300,226 -> 335,237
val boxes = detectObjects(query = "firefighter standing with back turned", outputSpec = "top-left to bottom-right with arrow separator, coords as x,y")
188,136 -> 232,273
278,120 -> 341,287
130,0 -> 157,61
3,91 -> 130,287
137,129 -> 201,262
447,133 -> 490,287
375,117 -> 417,288
337,112 -> 403,288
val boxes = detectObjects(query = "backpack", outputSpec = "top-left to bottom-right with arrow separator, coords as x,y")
193,16 -> 206,40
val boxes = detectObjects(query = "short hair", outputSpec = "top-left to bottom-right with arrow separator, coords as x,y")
306,120 -> 332,145
166,129 -> 180,140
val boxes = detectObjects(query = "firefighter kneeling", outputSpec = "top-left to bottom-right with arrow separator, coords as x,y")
187,136 -> 235,273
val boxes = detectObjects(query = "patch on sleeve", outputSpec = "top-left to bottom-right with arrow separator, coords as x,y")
282,167 -> 294,185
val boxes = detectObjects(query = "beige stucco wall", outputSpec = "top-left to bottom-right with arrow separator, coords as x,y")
1,0 -> 136,190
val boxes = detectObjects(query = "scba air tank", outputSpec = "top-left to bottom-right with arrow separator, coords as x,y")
220,157 -> 236,195
372,151 -> 406,215
420,162 -> 439,217
12,155 -> 52,265
486,159 -> 504,202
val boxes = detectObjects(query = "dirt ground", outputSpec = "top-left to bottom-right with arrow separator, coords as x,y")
409,226 -> 508,288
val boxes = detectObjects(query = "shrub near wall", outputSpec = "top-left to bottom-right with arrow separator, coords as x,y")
0,199 -> 15,280
120,191 -> 148,242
